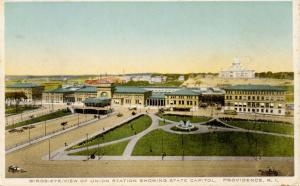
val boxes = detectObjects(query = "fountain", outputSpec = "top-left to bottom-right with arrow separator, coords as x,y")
176,120 -> 195,131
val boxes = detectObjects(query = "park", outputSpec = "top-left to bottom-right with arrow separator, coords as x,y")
56,112 -> 293,160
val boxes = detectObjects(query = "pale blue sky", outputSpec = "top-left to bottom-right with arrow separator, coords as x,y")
5,2 -> 292,75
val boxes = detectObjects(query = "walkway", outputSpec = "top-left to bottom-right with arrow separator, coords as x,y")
122,113 -> 160,157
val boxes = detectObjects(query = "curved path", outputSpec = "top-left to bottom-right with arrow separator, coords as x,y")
122,113 -> 160,157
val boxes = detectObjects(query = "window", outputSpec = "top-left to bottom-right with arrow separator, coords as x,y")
261,109 -> 264,113
278,110 -> 281,114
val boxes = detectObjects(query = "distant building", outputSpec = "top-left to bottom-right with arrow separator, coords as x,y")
6,83 -> 44,101
121,74 -> 166,84
150,76 -> 166,84
224,84 -> 286,115
84,77 -> 124,84
178,75 -> 185,81
219,57 -> 255,79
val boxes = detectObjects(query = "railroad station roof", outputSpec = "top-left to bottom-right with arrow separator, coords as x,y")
6,83 -> 42,88
224,85 -> 285,91
165,89 -> 201,96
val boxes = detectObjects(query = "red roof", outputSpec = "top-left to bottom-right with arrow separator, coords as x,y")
84,79 -> 113,85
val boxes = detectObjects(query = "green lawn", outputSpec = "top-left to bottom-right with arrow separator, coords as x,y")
68,115 -> 152,150
158,114 -> 211,123
5,105 -> 40,115
132,129 -> 293,156
68,140 -> 130,156
6,109 -> 72,130
223,120 -> 293,135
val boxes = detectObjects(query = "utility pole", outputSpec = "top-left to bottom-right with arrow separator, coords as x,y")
51,99 -> 54,112
28,126 -> 31,142
77,113 -> 80,126
48,138 -> 51,160
98,142 -> 100,160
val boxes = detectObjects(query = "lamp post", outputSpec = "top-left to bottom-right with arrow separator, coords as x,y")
86,133 -> 89,158
182,134 -> 184,161
44,120 -> 47,136
161,133 -> 164,159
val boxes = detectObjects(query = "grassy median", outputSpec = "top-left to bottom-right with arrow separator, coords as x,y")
6,109 -> 72,130
67,115 -> 152,150
68,140 -> 130,156
132,129 -> 293,156
5,105 -> 40,116
222,120 -> 293,135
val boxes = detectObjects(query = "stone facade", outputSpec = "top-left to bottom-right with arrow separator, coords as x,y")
224,85 -> 286,115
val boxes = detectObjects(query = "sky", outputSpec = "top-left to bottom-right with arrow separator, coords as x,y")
5,2 -> 292,75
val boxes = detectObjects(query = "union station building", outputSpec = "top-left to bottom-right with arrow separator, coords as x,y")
42,83 -> 224,112
41,83 -> 287,115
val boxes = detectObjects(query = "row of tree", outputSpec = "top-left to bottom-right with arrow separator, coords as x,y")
255,72 -> 293,80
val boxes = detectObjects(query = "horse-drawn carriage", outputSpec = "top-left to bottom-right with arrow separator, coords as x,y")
258,167 -> 279,176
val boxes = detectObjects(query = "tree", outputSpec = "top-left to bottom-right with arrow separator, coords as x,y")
5,92 -> 27,113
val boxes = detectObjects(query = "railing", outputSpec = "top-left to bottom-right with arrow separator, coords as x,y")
5,109 -> 61,126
